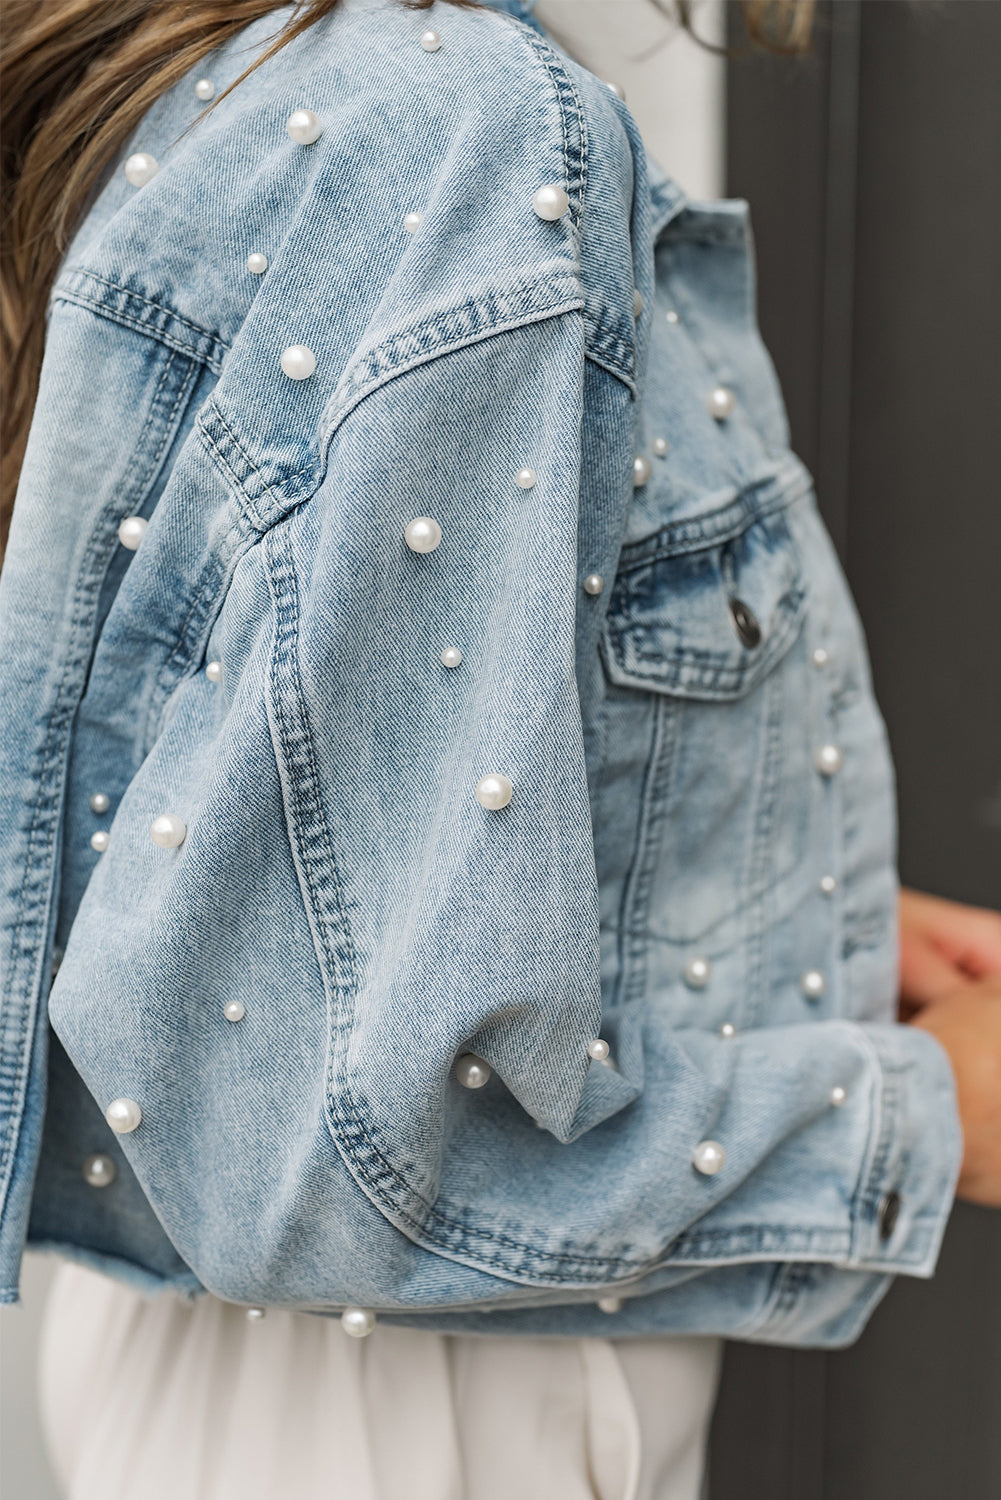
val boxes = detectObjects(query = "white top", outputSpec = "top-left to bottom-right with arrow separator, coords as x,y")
39,9 -> 728,1498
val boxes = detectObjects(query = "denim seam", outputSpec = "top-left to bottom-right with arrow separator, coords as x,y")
0,348 -> 197,1220
197,399 -> 303,534
743,669 -> 786,1028
53,270 -> 229,368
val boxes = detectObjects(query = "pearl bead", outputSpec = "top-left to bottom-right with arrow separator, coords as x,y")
90,830 -> 110,854
224,1000 -> 245,1023
605,81 -> 625,100
720,1022 -> 737,1039
150,813 -> 187,849
404,516 -> 442,554
801,969 -> 826,1000
597,1296 -> 623,1313
246,252 -> 268,274
194,78 -> 215,101
820,874 -> 837,896
812,646 -> 829,668
206,660 -> 222,683
124,152 -> 159,187
82,1153 -> 117,1188
105,1097 -> 142,1134
633,454 -> 652,487
587,1039 -> 610,1062
814,744 -> 844,777
515,467 -> 537,489
341,1307 -> 376,1338
280,344 -> 316,380
117,515 -> 148,551
89,793 -> 110,814
474,774 -> 513,811
286,108 -> 322,144
440,646 -> 462,669
420,28 -> 442,51
583,574 -> 604,596
403,210 -> 423,233
633,289 -> 644,317
683,957 -> 711,989
455,1054 -> 492,1089
665,309 -> 680,324
830,1086 -> 847,1107
653,437 -> 670,457
692,1140 -> 726,1175
246,1306 -> 266,1321
708,385 -> 736,421
532,184 -> 569,221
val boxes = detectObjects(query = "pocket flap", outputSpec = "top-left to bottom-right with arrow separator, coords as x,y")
600,474 -> 808,702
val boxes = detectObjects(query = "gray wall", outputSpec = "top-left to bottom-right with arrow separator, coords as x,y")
710,4 -> 1001,1495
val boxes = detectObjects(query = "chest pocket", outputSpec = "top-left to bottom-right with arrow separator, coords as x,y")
598,470 -> 814,947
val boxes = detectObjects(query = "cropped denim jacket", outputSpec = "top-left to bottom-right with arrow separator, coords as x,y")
0,0 -> 962,1344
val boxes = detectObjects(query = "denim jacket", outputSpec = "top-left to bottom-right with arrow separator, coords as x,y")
0,0 -> 961,1343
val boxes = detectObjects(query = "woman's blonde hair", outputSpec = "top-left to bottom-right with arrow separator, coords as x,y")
0,0 -> 814,543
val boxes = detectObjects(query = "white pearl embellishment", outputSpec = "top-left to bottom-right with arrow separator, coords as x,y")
246,252 -> 268,274
456,1054 -> 492,1089
653,437 -> 670,457
194,78 -> 215,101
814,744 -> 844,777
583,574 -> 604,596
515,467 -> 537,489
403,211 -> 423,233
404,517 -> 442,553
708,386 -> 736,421
666,309 -> 680,324
286,108 -> 322,144
280,344 -> 316,380
830,1086 -> 847,1107
82,1153 -> 117,1188
117,515 -> 148,551
802,969 -> 826,1000
597,1296 -> 623,1313
246,1307 -> 266,1321
151,813 -> 187,849
341,1307 -> 376,1338
440,646 -> 462,669
224,1001 -> 245,1023
206,660 -> 222,683
693,1140 -> 726,1175
605,81 -> 625,99
633,289 -> 644,317
820,874 -> 837,895
683,957 -> 712,989
532,184 -> 569,221
89,793 -> 110,814
812,646 -> 830,668
720,1022 -> 737,1039
633,454 -> 652,487
105,1097 -> 142,1134
475,774 -> 513,811
587,1039 -> 610,1062
124,152 -> 159,187
90,831 -> 110,854
420,28 -> 442,51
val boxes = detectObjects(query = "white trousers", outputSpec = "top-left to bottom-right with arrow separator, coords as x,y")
39,1261 -> 721,1500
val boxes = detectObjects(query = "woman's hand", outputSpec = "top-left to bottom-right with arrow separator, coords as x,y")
911,980 -> 1001,1207
898,887 -> 1001,1019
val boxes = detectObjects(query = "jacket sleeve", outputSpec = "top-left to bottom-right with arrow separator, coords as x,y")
261,303 -> 962,1345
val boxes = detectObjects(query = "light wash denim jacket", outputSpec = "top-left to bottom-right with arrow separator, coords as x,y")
0,0 -> 962,1343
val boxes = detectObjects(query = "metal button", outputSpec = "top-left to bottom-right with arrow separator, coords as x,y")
729,597 -> 761,648
879,1190 -> 901,1241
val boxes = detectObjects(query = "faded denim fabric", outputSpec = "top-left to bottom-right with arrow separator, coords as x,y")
0,0 -> 961,1343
